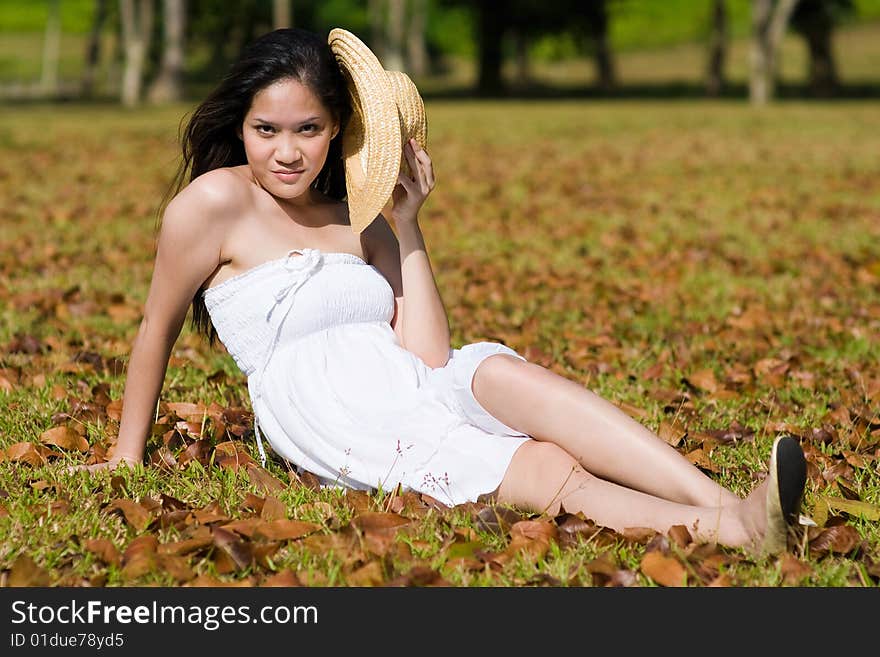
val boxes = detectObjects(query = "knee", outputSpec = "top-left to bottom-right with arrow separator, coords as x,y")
497,441 -> 589,515
472,352 -> 529,398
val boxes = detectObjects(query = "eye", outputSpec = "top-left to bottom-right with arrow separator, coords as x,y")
255,124 -> 275,135
301,124 -> 317,133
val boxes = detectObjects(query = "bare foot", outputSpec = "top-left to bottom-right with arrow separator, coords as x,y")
63,457 -> 140,476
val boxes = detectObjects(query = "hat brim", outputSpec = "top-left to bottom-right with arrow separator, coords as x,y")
329,28 -> 402,235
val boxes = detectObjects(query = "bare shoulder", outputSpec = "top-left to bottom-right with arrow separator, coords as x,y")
159,167 -> 251,243
169,167 -> 249,218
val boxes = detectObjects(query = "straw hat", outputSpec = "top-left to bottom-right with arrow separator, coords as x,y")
328,27 -> 428,234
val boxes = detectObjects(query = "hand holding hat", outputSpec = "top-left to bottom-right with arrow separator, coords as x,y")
328,28 -> 429,234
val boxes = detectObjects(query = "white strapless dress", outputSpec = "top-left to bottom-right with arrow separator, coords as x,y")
202,247 -> 532,506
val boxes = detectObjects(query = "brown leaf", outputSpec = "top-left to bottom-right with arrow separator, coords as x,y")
685,448 -> 720,472
83,538 -> 121,566
107,499 -> 154,532
185,574 -> 256,587
106,398 -> 124,421
260,495 -> 287,521
240,492 -> 265,514
387,566 -> 449,587
158,554 -> 195,583
779,553 -> 812,584
684,368 -> 719,393
121,535 -> 159,579
706,573 -> 734,587
212,527 -> 253,570
165,402 -> 208,423
345,489 -> 374,514
473,505 -> 523,536
658,419 -> 687,447
4,442 -> 47,466
351,512 -> 411,533
246,463 -> 286,494
8,555 -> 51,586
253,519 -> 321,541
213,441 -> 255,470
640,551 -> 688,587
615,401 -> 650,419
158,535 -> 214,557
346,560 -> 385,586
667,524 -> 693,549
809,524 -> 861,556
193,502 -> 229,525
219,518 -> 263,538
619,526 -> 658,544
252,542 -> 282,568
262,570 -> 303,587
506,519 -> 558,562
39,425 -> 89,451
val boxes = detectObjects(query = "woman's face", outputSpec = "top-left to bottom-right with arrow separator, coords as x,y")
240,78 -> 339,203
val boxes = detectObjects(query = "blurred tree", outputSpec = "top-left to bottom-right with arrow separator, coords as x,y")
503,0 -> 617,94
407,0 -> 429,76
476,0 -> 505,94
120,0 -> 155,106
750,0 -> 799,105
705,0 -> 728,96
369,0 -> 386,61
364,0 -> 428,75
273,0 -> 292,28
147,0 -> 185,103
386,0 -> 406,70
41,0 -> 61,95
790,0 -> 854,96
81,0 -> 109,97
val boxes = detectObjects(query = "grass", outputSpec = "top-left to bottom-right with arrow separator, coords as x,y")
0,95 -> 879,587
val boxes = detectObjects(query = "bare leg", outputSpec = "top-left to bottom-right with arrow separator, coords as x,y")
472,354 -> 742,507
497,441 -> 766,549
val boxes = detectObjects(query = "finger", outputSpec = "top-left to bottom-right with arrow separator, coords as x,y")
403,141 -> 420,180
410,141 -> 434,189
403,140 -> 426,186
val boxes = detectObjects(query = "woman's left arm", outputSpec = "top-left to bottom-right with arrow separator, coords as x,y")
365,137 -> 449,369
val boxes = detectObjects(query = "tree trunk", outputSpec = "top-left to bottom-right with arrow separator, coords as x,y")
81,0 -> 108,97
407,0 -> 428,77
750,0 -> 799,106
120,0 -> 154,106
586,0 -> 615,92
40,0 -> 61,95
385,0 -> 406,71
512,27 -> 529,86
273,0 -> 292,29
705,0 -> 728,96
147,0 -> 185,104
368,0 -> 386,63
477,0 -> 505,96
804,20 -> 837,96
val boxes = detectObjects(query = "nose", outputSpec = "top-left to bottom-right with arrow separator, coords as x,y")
274,135 -> 302,165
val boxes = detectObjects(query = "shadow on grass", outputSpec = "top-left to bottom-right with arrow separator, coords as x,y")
2,81 -> 879,107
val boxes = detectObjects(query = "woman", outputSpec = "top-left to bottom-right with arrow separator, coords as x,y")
71,27 -> 806,556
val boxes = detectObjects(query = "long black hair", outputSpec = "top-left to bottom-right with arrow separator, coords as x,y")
160,28 -> 352,345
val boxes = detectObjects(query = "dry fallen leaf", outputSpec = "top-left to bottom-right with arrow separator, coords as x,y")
640,551 -> 688,587
39,425 -> 90,451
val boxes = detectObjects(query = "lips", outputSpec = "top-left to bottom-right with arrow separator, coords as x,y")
272,169 -> 305,183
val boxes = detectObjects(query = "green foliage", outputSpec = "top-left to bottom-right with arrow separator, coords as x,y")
0,0 -> 95,34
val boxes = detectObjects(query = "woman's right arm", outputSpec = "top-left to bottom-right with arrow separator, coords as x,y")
70,176 -> 232,473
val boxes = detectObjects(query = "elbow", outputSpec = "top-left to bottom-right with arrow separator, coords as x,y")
423,348 -> 451,370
